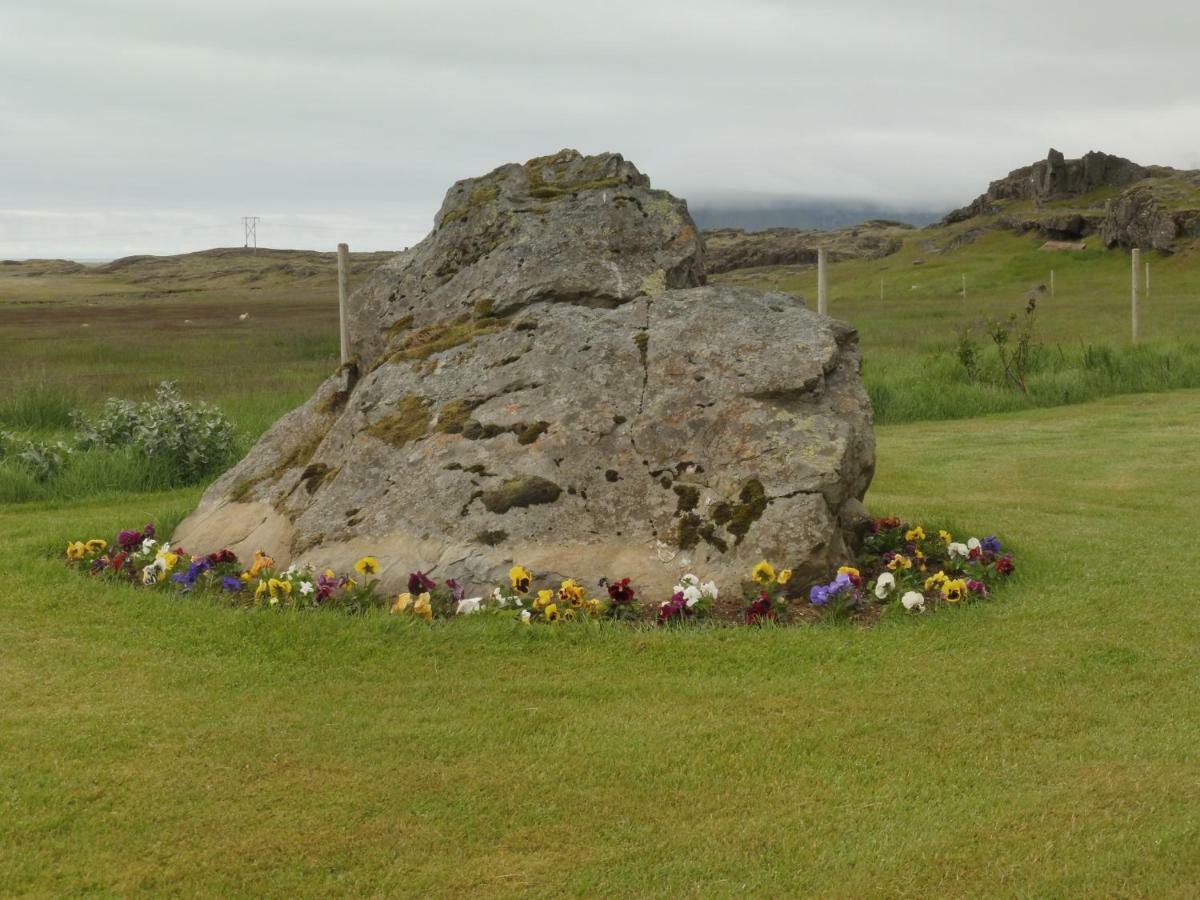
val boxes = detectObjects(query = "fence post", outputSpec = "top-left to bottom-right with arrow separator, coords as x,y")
817,248 -> 828,315
338,243 -> 351,364
1131,248 -> 1141,344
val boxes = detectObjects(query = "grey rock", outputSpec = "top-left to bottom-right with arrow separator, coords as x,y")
1101,187 -> 1180,251
174,152 -> 875,600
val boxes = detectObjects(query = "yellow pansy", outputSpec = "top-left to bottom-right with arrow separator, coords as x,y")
751,561 -> 776,585
558,578 -> 586,607
533,589 -> 554,611
938,530 -> 952,544
392,592 -> 413,614
924,571 -> 949,591
585,598 -> 604,617
905,526 -> 926,542
509,565 -> 533,593
544,603 -> 560,622
268,578 -> 292,599
156,552 -> 179,572
941,579 -> 968,603
561,608 -> 576,621
413,592 -> 433,621
837,566 -> 860,578
887,554 -> 913,571
249,551 -> 274,577
254,580 -> 269,601
66,541 -> 87,561
85,539 -> 108,553
777,569 -> 793,585
354,556 -> 379,577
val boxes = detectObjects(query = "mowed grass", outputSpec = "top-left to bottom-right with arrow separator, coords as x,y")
3,391 -> 1200,896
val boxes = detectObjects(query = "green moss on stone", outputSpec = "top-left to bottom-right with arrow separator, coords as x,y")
387,315 -> 508,363
365,395 -> 430,448
481,476 -> 563,514
435,398 -> 483,435
672,483 -> 700,514
727,478 -> 768,545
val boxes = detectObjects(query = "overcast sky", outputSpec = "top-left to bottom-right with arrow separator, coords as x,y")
3,0 -> 1198,259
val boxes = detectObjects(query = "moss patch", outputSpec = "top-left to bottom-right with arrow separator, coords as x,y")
672,483 -> 700,514
385,315 -> 414,340
365,395 -> 430,448
481,476 -> 563,514
299,462 -> 336,495
726,478 -> 768,545
387,315 -> 508,364
435,398 -> 483,435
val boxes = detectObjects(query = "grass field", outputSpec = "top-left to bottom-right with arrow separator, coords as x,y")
3,237 -> 1200,895
3,392 -> 1198,896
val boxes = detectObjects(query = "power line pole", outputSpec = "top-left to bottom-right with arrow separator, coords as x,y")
242,216 -> 259,252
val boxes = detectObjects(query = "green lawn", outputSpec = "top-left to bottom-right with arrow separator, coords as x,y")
3,391 -> 1198,896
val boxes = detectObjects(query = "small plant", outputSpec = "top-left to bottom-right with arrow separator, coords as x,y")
73,381 -> 236,483
955,325 -> 981,381
658,573 -> 718,624
0,430 -> 72,482
742,560 -> 791,624
985,298 -> 1041,393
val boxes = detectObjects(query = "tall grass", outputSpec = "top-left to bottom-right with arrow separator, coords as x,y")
0,383 -> 84,429
0,448 -> 193,505
867,339 -> 1200,424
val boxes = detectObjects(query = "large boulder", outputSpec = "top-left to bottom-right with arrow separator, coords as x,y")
1101,187 -> 1180,251
174,151 -> 875,598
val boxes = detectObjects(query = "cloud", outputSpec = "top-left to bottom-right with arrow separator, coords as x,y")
2,0 -> 1197,257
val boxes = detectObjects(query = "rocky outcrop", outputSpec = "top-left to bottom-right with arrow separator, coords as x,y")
1101,188 -> 1180,251
173,150 -> 876,599
944,148 -> 1153,224
702,221 -> 909,274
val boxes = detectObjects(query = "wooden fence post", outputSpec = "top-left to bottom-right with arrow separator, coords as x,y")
817,248 -> 828,315
338,243 -> 351,364
1131,248 -> 1141,344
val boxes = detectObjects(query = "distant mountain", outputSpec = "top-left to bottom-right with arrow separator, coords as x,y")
687,196 -> 943,232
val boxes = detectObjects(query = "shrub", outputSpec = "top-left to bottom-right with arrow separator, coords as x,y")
0,430 -> 72,482
73,382 -> 236,484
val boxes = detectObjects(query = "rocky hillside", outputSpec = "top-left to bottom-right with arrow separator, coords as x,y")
941,148 -> 1200,252
701,221 -> 914,274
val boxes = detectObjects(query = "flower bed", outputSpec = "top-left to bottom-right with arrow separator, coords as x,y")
64,517 -> 1016,627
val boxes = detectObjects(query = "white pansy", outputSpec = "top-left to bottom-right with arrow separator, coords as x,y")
457,597 -> 483,615
901,591 -> 926,612
141,565 -> 159,585
874,572 -> 896,599
682,585 -> 703,607
141,538 -> 157,553
701,580 -> 719,599
283,565 -> 299,577
947,542 -> 969,559
679,573 -> 699,587
519,609 -> 532,623
492,587 -> 506,607
299,581 -> 314,596
967,537 -> 981,552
